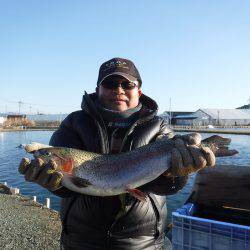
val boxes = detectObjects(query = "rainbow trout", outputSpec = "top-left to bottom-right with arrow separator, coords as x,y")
24,135 -> 238,200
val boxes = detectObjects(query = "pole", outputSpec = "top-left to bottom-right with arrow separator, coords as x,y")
169,98 -> 172,125
18,101 -> 23,114
45,198 -> 50,208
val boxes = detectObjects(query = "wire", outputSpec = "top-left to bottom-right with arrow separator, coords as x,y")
0,97 -> 78,108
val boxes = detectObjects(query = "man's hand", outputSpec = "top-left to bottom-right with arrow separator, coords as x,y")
18,157 -> 63,191
164,133 -> 216,177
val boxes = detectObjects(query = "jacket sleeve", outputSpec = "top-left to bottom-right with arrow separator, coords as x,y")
140,118 -> 189,195
49,113 -> 85,198
50,113 -> 86,150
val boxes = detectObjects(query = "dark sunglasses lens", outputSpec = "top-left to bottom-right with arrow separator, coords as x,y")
101,81 -> 118,89
121,82 -> 136,90
101,80 -> 136,90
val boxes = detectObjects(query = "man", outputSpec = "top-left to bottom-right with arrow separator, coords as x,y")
19,58 -> 215,250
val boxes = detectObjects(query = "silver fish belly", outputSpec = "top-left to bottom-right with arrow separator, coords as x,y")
65,139 -> 173,196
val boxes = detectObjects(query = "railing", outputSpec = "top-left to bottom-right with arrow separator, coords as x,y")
1,181 -> 52,209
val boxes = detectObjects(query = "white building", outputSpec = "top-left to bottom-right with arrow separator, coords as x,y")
26,114 -> 68,122
0,116 -> 7,126
175,109 -> 250,126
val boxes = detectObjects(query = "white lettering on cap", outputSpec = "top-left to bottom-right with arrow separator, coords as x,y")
105,60 -> 129,69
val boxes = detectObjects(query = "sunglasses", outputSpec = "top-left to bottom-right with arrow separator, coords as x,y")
100,79 -> 138,90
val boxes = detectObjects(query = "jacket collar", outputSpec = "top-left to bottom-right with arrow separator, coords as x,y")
81,92 -> 158,125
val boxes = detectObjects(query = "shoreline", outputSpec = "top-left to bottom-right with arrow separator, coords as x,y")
173,128 -> 250,135
1,126 -> 250,135
0,127 -> 58,132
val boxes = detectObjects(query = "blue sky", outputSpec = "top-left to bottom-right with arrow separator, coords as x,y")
0,1 -> 250,114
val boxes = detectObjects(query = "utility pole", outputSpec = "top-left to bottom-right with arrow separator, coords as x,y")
169,98 -> 172,125
18,101 -> 24,114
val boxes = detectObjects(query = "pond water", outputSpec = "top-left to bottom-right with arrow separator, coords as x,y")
0,131 -> 249,217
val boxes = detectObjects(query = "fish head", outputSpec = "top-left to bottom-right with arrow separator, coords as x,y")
34,147 -> 94,190
34,147 -> 75,175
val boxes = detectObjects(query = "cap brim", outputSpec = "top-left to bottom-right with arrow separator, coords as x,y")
98,72 -> 138,86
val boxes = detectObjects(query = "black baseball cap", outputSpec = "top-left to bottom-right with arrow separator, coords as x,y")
97,57 -> 142,87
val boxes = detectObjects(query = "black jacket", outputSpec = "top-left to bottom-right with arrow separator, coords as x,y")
50,92 -> 188,250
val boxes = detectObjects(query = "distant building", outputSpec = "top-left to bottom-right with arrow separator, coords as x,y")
26,114 -> 68,122
0,116 -> 7,126
174,114 -> 200,126
175,109 -> 250,126
161,111 -> 194,125
7,114 -> 27,123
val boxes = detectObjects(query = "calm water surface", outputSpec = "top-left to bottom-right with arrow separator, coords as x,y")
0,131 -> 249,216
0,131 -> 61,210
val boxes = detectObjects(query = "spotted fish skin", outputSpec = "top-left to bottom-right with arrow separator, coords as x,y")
24,135 -> 238,197
25,139 -> 174,196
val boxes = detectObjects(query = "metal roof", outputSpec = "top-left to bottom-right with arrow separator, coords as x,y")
174,115 -> 198,119
162,111 -> 193,117
199,109 -> 250,119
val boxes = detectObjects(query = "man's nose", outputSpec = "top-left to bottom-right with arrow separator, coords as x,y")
114,84 -> 125,93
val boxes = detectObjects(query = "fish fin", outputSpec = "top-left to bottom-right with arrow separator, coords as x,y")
71,176 -> 92,188
125,188 -> 147,202
62,159 -> 74,173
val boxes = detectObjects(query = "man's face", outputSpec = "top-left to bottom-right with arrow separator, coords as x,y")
97,76 -> 142,111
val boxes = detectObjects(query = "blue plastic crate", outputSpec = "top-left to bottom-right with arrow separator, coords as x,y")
172,203 -> 250,250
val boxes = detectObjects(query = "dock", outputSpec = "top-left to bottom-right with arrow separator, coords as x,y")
1,126 -> 250,135
0,193 -> 61,249
173,126 -> 250,135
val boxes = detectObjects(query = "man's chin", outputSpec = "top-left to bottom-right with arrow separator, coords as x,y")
108,101 -> 128,111
110,104 -> 128,112
112,107 -> 128,112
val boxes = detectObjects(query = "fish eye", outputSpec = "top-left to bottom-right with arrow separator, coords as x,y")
40,150 -> 52,157
45,151 -> 52,156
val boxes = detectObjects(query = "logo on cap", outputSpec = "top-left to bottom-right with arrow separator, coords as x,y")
104,60 -> 129,71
